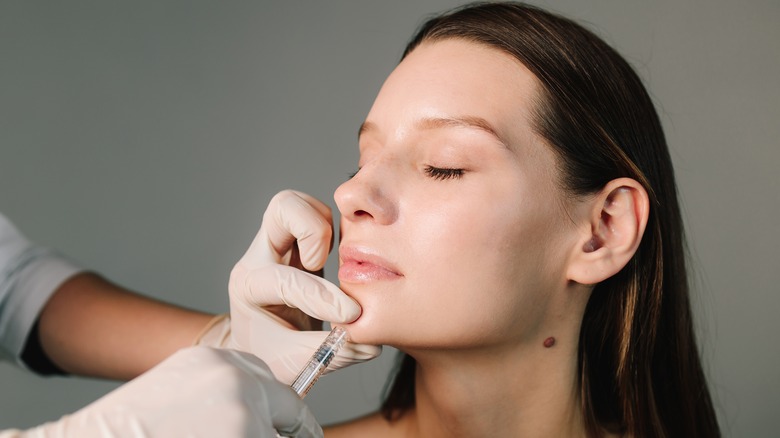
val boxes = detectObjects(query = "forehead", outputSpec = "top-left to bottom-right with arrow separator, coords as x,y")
364,39 -> 541,149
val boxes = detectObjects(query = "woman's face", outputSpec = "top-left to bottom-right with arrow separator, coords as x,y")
335,39 -> 579,351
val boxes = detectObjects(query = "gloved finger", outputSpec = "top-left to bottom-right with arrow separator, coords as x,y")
272,330 -> 382,374
277,190 -> 333,271
262,329 -> 382,384
328,342 -> 383,371
233,264 -> 361,323
240,190 -> 333,271
262,382 -> 323,438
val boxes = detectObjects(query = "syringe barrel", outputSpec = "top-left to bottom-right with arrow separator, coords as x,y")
290,326 -> 349,398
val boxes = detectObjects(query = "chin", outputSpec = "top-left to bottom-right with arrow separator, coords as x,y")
339,290 -> 455,347
342,312 -> 391,345
343,315 -> 448,350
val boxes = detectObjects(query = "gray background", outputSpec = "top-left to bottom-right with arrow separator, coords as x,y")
1,1 -> 777,436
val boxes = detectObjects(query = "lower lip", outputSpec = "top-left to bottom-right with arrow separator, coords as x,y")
338,260 -> 402,283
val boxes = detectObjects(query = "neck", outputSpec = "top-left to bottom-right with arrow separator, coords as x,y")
399,331 -> 586,437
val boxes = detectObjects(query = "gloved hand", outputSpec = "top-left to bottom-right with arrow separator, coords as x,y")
0,347 -> 322,438
196,190 -> 381,384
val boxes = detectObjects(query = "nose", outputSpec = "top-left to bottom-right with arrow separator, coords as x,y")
334,163 -> 397,225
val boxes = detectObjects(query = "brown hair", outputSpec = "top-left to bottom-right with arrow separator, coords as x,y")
380,3 -> 720,437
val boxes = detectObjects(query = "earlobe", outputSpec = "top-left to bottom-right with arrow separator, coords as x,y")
567,178 -> 649,285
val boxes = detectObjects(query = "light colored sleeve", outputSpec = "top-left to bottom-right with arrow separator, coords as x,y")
0,212 -> 84,367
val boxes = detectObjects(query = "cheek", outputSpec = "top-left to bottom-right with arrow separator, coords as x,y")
343,171 -> 571,348
384,191 -> 560,345
419,200 -> 557,328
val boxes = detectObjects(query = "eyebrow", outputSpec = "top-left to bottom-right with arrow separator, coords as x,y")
358,116 -> 509,148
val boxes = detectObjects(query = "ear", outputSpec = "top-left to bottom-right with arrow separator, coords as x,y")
567,178 -> 650,285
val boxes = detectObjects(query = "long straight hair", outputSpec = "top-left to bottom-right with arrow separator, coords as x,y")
380,3 -> 720,437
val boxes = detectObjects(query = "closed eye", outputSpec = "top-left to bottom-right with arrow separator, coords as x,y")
425,166 -> 464,180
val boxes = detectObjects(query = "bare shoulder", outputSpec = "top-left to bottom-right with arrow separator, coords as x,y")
324,412 -> 407,438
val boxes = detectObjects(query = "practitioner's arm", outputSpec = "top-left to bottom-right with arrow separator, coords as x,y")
1,213 -> 204,381
36,272 -> 213,380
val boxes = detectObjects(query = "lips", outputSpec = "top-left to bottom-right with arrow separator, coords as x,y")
338,246 -> 403,283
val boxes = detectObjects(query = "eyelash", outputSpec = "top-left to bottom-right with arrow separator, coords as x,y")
425,165 -> 464,180
348,166 -> 464,180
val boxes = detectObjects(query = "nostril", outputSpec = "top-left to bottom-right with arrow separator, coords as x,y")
354,210 -> 371,217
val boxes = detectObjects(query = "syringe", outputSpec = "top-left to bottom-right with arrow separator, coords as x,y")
290,326 -> 349,398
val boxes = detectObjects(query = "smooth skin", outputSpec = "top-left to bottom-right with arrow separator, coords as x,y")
326,39 -> 648,437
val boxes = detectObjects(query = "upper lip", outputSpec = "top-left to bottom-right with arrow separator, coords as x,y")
339,245 -> 402,275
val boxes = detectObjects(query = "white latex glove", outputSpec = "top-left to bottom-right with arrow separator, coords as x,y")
196,190 -> 381,384
0,347 -> 322,438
